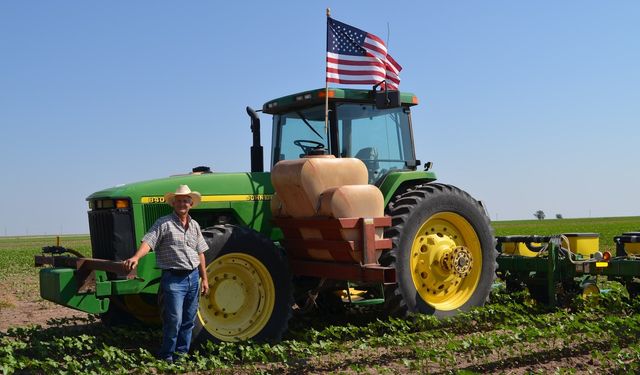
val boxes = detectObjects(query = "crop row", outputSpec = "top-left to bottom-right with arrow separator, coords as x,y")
1,288 -> 639,374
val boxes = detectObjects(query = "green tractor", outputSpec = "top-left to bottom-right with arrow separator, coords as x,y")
36,87 -> 497,343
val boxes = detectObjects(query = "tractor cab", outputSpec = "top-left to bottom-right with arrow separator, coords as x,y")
262,88 -> 420,184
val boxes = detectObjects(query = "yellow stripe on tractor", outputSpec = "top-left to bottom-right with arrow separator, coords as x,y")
141,195 -> 272,204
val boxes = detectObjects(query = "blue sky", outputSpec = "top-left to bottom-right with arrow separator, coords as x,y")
1,1 -> 639,235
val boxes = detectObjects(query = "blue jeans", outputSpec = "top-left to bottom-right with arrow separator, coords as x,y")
159,269 -> 200,360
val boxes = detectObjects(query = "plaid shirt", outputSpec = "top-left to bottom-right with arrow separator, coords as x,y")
142,213 -> 209,270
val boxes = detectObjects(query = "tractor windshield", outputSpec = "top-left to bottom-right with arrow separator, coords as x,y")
271,105 -> 328,163
271,103 -> 415,183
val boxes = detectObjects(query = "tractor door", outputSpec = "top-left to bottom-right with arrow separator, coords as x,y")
336,104 -> 416,183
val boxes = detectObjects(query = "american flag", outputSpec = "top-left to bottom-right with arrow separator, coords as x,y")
326,17 -> 402,90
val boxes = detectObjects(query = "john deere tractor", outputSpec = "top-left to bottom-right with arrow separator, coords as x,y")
36,87 -> 497,343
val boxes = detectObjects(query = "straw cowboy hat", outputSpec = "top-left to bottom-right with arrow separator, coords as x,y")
164,185 -> 201,207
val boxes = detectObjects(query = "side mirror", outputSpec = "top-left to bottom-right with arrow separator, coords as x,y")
404,159 -> 422,170
375,90 -> 401,109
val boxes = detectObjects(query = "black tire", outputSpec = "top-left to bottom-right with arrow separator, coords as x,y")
625,281 -> 640,300
100,294 -> 161,327
100,296 -> 133,326
380,183 -> 497,317
191,224 -> 293,344
504,275 -> 526,293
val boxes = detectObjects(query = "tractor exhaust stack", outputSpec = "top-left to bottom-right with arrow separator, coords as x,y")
246,106 -> 264,173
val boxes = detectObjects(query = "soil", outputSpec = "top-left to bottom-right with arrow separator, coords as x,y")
0,273 -> 87,332
0,272 -> 630,374
243,332 -> 610,375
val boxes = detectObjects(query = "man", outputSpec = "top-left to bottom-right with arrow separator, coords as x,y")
124,184 -> 209,362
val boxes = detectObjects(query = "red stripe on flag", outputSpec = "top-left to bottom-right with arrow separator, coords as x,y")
327,78 -> 382,85
386,54 -> 402,72
327,56 -> 385,67
363,41 -> 386,57
385,75 -> 400,85
366,33 -> 385,46
327,68 -> 387,78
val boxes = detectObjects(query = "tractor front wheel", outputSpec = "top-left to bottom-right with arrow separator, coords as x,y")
381,183 -> 497,317
191,225 -> 292,344
100,294 -> 161,326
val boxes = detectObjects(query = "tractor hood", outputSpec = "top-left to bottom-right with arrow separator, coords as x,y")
87,172 -> 274,205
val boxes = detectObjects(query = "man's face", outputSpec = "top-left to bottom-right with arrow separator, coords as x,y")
172,195 -> 193,215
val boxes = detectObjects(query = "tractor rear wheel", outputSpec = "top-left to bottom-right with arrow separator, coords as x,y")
380,183 -> 497,317
191,225 -> 293,344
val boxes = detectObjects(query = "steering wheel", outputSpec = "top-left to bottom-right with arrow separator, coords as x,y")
293,139 -> 325,155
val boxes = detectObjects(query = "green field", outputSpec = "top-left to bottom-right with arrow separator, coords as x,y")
1,217 -> 639,374
0,235 -> 91,279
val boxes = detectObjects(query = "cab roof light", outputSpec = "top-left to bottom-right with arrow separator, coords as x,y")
317,89 -> 335,98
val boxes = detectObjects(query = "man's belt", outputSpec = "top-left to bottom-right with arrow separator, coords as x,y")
163,268 -> 196,277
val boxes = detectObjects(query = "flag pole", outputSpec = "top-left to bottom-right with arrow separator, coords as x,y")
324,7 -> 331,134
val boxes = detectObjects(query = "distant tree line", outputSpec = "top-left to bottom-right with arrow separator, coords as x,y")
533,210 -> 564,220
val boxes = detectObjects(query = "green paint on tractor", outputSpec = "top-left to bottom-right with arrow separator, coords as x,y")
37,86 -> 499,343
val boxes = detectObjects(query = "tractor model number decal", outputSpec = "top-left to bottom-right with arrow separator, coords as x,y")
200,194 -> 273,202
141,195 -> 272,204
141,197 -> 166,204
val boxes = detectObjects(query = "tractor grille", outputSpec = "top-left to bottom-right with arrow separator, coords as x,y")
142,204 -> 172,231
88,208 -> 136,261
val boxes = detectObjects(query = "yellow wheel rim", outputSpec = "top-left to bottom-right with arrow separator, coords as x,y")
410,212 -> 482,311
197,253 -> 275,341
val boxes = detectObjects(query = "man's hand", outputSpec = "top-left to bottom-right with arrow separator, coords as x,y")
200,278 -> 209,296
123,242 -> 151,272
123,256 -> 139,272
